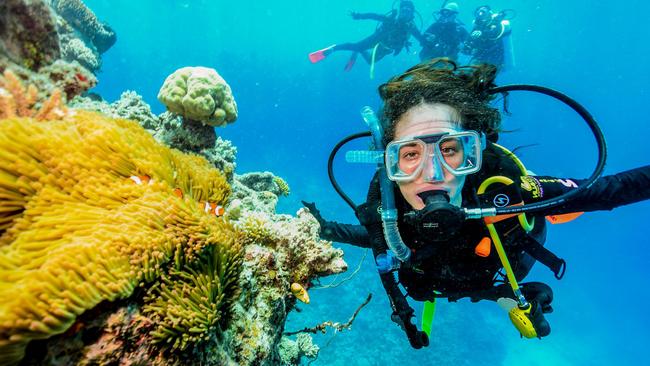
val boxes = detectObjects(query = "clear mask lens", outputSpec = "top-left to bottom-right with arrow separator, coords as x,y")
385,131 -> 483,182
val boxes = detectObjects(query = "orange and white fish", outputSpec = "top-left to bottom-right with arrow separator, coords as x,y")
201,201 -> 225,216
128,175 -> 153,185
172,188 -> 184,199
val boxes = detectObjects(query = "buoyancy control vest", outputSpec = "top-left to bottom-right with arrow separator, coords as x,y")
356,142 -> 564,301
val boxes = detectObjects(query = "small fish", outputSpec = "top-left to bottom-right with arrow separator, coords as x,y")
201,202 -> 225,216
128,175 -> 152,185
291,283 -> 310,304
173,188 -> 184,198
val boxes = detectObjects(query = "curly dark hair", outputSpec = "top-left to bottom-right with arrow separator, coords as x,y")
378,58 -> 501,145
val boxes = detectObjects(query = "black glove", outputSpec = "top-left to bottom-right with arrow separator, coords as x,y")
350,11 -> 361,20
301,201 -> 325,224
390,303 -> 429,349
528,300 -> 551,338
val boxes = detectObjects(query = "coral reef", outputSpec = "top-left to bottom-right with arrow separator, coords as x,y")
0,77 -> 242,364
38,60 -> 97,100
1,66 -> 348,366
158,66 -> 238,127
52,0 -> 117,54
225,209 -> 346,365
0,0 -> 61,70
278,333 -> 319,366
0,69 -> 68,120
60,36 -> 100,72
70,92 -> 237,178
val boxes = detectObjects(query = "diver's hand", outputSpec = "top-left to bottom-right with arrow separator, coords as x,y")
350,11 -> 361,20
470,30 -> 482,38
391,308 -> 430,349
301,201 -> 325,224
528,300 -> 551,338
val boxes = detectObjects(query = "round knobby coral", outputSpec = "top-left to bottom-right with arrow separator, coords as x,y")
157,66 -> 238,127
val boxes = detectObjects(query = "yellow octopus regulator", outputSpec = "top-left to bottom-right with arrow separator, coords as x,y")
0,110 -> 242,365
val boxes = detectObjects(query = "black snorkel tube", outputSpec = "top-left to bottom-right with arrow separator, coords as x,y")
464,84 -> 607,219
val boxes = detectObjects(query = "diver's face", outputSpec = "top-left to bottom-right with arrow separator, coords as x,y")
393,103 -> 466,210
399,6 -> 414,21
440,9 -> 456,21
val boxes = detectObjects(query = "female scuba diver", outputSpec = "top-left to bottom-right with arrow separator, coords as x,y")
302,59 -> 650,349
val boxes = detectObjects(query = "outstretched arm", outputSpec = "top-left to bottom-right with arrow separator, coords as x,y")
302,201 -> 371,248
350,11 -> 389,21
521,165 -> 650,214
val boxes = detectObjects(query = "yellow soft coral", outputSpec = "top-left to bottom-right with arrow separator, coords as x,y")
0,103 -> 242,364
0,70 -> 67,120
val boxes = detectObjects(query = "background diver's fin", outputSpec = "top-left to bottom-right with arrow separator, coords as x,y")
308,44 -> 336,63
344,52 -> 358,71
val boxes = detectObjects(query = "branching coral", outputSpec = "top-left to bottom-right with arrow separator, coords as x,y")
0,70 -> 68,120
0,78 -> 243,365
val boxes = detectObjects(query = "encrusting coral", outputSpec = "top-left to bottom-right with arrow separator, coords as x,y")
0,78 -> 243,365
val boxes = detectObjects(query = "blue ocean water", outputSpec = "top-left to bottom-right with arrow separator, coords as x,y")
84,1 -> 650,364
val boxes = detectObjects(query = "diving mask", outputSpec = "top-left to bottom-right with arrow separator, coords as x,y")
385,130 -> 485,183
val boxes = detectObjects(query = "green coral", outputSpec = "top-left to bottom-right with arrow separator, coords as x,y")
143,242 -> 243,351
157,66 -> 238,127
273,176 -> 290,196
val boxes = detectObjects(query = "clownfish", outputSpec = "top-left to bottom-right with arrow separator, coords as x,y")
128,175 -> 153,185
201,201 -> 225,216
173,188 -> 184,198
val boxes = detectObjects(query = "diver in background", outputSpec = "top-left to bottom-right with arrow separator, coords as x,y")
463,5 -> 513,69
419,2 -> 468,62
308,0 -> 423,71
302,59 -> 650,348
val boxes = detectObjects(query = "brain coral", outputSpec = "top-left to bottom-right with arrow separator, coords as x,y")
0,106 -> 243,364
157,66 -> 238,127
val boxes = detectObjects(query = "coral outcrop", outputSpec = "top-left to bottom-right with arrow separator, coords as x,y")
0,69 -> 68,120
1,63 -> 347,366
0,78 -> 242,364
0,0 -> 61,71
158,66 -> 238,127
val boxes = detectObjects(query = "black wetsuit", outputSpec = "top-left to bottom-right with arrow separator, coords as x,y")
314,144 -> 650,301
333,12 -> 423,63
463,18 -> 510,68
419,20 -> 468,61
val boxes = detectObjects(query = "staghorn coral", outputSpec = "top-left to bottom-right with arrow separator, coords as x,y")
0,69 -> 68,120
158,66 -> 238,127
0,88 -> 242,364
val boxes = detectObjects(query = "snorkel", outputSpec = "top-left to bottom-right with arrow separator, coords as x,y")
360,107 -> 413,264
